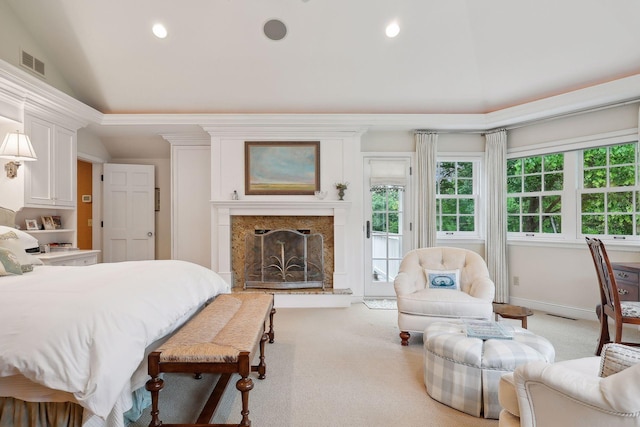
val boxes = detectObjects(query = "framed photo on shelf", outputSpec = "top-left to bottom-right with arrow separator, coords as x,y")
41,216 -> 55,230
51,215 -> 62,229
25,219 -> 39,231
244,141 -> 320,195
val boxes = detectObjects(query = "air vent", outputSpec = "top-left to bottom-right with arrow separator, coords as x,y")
20,50 -> 45,78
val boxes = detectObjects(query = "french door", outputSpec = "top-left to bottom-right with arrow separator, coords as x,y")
363,157 -> 412,297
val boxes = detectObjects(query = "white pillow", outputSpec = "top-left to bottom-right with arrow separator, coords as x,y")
0,226 -> 39,251
0,236 -> 33,271
425,269 -> 460,290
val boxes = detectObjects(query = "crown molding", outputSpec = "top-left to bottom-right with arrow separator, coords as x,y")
1,58 -> 638,134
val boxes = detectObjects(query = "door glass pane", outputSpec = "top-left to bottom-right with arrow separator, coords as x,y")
370,185 -> 403,284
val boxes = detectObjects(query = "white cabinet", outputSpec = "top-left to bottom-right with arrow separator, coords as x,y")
36,250 -> 100,266
23,115 -> 76,208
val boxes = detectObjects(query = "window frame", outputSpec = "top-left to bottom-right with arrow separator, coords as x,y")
506,152 -> 567,240
506,128 -> 639,244
436,154 -> 484,240
578,141 -> 640,242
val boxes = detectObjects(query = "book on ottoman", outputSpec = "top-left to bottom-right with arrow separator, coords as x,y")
464,320 -> 514,340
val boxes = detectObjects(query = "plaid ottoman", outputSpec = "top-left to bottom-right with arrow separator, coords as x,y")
423,321 -> 555,419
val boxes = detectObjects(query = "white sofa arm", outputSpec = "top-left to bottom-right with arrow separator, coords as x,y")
515,361 -> 640,427
393,270 -> 423,296
467,277 -> 495,302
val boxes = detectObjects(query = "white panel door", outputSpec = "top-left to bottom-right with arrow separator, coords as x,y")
103,163 -> 155,262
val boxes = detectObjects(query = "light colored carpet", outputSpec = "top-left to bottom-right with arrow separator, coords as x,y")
363,298 -> 397,310
130,303 -> 635,427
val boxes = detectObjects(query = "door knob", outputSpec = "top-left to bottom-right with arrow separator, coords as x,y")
147,232 -> 153,237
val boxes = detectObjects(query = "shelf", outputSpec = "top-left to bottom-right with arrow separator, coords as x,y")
24,229 -> 74,234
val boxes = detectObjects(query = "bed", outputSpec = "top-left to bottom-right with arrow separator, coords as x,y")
0,208 -> 231,427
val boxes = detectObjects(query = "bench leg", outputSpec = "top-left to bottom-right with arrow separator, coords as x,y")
258,332 -> 268,379
268,308 -> 276,343
145,375 -> 164,427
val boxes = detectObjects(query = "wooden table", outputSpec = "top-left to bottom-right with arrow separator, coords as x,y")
493,303 -> 534,328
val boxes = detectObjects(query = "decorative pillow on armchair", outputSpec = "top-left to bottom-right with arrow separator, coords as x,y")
599,343 -> 640,377
424,269 -> 460,290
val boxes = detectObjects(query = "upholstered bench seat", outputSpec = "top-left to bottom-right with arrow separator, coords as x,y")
424,321 -> 555,419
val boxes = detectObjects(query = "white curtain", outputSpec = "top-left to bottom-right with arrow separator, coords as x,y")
485,129 -> 508,303
415,132 -> 438,248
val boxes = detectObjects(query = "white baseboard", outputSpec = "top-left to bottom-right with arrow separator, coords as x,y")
274,293 -> 351,308
508,297 -> 598,322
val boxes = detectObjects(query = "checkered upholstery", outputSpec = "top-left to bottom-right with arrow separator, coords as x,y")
424,321 -> 555,419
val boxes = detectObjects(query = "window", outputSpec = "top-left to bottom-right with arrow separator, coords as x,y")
507,154 -> 564,235
436,160 -> 480,238
506,130 -> 640,243
580,143 -> 640,238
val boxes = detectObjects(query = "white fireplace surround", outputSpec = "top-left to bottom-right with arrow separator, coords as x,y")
211,200 -> 351,300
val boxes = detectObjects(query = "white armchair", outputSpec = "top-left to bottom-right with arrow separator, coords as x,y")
499,343 -> 640,427
393,247 -> 495,345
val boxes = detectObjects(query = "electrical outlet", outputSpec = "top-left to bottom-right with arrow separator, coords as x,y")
88,219 -> 92,227
513,276 -> 520,286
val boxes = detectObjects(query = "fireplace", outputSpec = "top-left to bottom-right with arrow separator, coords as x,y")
244,229 -> 325,289
211,200 -> 350,294
231,215 -> 333,289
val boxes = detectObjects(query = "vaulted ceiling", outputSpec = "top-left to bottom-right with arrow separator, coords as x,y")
7,0 -> 640,116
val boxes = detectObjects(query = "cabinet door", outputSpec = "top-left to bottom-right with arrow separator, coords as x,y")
53,127 -> 76,206
25,117 -> 54,206
24,116 -> 76,207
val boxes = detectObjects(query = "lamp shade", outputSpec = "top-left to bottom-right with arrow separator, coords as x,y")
0,131 -> 37,161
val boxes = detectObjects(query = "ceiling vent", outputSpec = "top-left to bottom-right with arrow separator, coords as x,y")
20,50 -> 45,78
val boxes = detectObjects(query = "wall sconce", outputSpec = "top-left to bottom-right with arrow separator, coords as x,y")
0,130 -> 38,178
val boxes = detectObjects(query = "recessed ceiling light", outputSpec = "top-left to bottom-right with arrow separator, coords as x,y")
152,23 -> 168,39
386,21 -> 400,38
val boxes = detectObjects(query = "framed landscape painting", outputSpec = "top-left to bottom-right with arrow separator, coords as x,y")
245,141 -> 320,195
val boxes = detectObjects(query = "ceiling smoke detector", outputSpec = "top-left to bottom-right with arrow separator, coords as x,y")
263,19 -> 287,41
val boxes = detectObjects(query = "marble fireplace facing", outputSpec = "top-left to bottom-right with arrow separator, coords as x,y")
211,200 -> 351,305
233,216 -> 334,290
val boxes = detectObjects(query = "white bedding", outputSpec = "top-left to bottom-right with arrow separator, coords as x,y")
0,260 -> 230,426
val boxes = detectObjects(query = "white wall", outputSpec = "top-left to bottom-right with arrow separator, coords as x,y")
0,0 -> 74,97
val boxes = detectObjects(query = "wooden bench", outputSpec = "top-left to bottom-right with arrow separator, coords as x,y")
145,293 -> 275,427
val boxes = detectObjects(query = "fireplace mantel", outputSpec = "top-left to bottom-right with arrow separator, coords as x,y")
211,200 -> 351,215
211,199 -> 352,307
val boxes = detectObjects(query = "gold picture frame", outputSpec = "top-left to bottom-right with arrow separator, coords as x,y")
245,141 -> 320,195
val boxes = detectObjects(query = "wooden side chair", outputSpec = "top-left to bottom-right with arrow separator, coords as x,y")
585,237 -> 640,355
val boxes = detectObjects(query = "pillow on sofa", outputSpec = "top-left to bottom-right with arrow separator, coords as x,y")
425,269 -> 460,290
599,343 -> 640,377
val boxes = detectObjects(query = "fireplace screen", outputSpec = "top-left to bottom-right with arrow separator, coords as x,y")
244,229 -> 324,289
